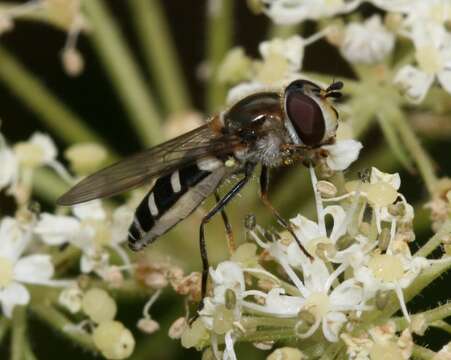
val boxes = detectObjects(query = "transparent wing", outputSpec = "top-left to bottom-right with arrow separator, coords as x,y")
57,124 -> 242,205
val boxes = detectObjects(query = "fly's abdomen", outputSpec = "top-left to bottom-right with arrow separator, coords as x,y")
128,158 -> 226,251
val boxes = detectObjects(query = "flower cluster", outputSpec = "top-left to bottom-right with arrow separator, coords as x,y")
248,0 -> 451,104
180,165 -> 451,359
0,129 -> 144,359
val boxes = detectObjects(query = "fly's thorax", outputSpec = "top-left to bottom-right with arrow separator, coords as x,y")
223,92 -> 282,132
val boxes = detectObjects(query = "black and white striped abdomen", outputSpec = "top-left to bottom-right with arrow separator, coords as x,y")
128,159 -> 226,251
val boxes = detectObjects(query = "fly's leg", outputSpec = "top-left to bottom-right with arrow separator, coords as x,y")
259,165 -> 313,260
191,164 -> 254,324
215,191 -> 235,254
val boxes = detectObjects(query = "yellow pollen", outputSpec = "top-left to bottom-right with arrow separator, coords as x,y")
305,292 -> 330,318
368,254 -> 404,282
367,182 -> 398,207
416,45 -> 444,75
0,256 -> 14,287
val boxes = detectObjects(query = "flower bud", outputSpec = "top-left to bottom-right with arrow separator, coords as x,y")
61,48 -> 84,77
181,318 -> 209,349
168,317 -> 187,339
137,318 -> 160,335
64,143 -> 107,175
82,288 -> 117,324
267,347 -> 305,360
93,321 -> 135,360
59,286 -> 83,314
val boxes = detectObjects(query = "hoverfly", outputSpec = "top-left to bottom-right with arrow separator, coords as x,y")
57,79 -> 343,304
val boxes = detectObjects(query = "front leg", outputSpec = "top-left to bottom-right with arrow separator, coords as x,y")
259,165 -> 313,259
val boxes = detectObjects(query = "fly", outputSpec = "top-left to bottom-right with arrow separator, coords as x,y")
57,79 -> 344,308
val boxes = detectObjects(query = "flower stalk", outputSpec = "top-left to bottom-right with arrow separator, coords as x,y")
0,47 -> 105,146
205,0 -> 234,112
82,0 -> 163,146
11,306 -> 27,360
128,0 -> 191,114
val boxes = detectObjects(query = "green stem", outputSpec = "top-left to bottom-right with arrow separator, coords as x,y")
82,0 -> 163,146
430,320 -> 451,334
415,221 -> 451,258
30,304 -> 96,351
268,24 -> 299,39
390,106 -> 438,195
128,0 -> 191,114
238,328 -> 295,343
24,339 -> 38,360
412,344 -> 436,360
394,302 -> 451,331
11,306 -> 27,360
205,0 -> 234,112
33,168 -> 69,203
241,316 -> 297,329
376,112 -> 414,171
0,317 -> 10,346
0,47 -> 105,145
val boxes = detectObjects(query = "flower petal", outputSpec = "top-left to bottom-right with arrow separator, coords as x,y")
0,217 -> 29,261
370,167 -> 401,189
323,139 -> 363,171
290,214 -> 321,243
29,132 -> 57,164
34,213 -> 80,246
72,200 -> 106,220
263,288 -> 304,316
0,282 -> 30,317
394,65 -> 434,104
323,205 -> 347,242
0,145 -> 18,190
14,255 -> 54,284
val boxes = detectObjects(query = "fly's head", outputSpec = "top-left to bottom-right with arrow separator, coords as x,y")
282,79 -> 343,165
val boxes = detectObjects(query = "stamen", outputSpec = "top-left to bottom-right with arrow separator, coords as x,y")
309,166 -> 327,237
394,283 -> 410,322
142,289 -> 162,319
224,330 -> 237,360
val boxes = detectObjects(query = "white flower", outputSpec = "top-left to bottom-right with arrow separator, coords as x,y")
370,0 -> 414,12
322,139 -> 363,171
199,261 -> 245,360
340,15 -> 395,64
34,214 -> 81,246
262,0 -> 361,25
259,36 -> 305,71
247,228 -> 366,342
394,65 -> 434,104
403,0 -> 451,28
0,217 -> 72,317
14,132 -> 57,167
284,205 -> 347,266
35,201 -> 134,275
394,23 -> 451,103
0,134 -> 18,192
355,253 -> 430,321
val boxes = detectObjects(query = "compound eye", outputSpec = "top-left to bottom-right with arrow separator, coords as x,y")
286,92 -> 325,146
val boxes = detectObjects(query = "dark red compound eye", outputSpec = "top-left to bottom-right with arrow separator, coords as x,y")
285,92 -> 325,146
